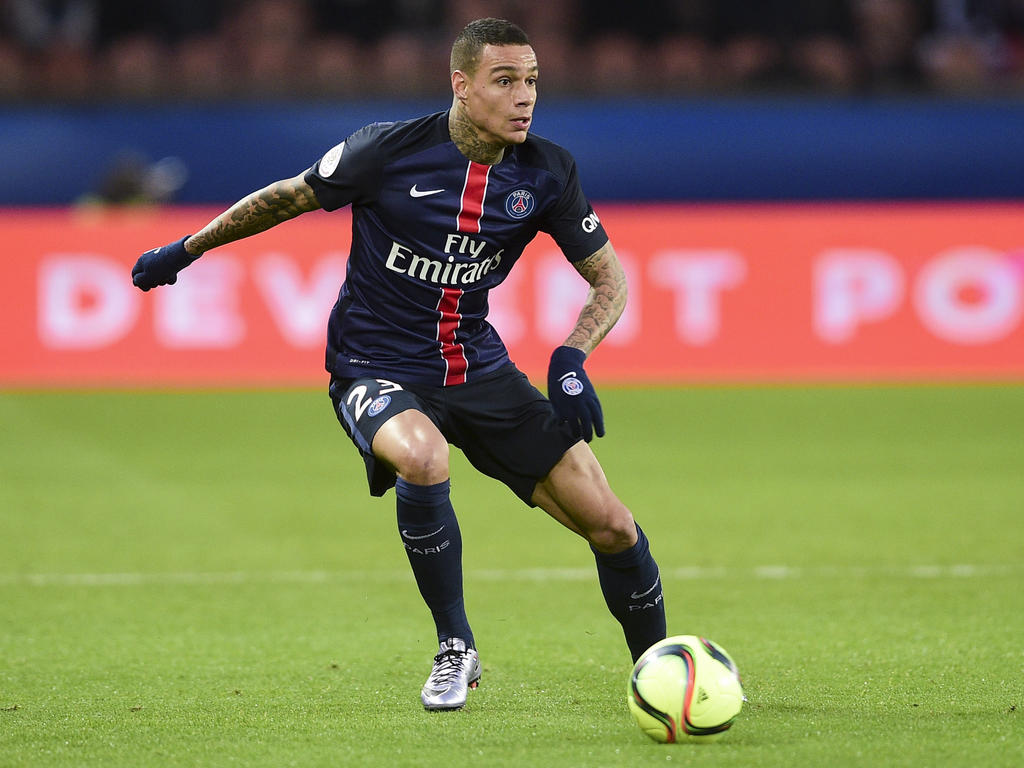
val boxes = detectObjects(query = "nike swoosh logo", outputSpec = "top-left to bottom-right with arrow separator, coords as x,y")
558,371 -> 578,381
401,525 -> 445,541
410,185 -> 445,198
630,573 -> 661,600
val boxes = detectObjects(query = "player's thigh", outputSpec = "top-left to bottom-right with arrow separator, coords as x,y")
328,376 -> 447,489
532,441 -> 638,553
447,366 -> 577,505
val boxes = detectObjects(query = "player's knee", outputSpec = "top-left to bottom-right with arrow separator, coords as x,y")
372,411 -> 450,485
588,512 -> 638,554
389,432 -> 449,485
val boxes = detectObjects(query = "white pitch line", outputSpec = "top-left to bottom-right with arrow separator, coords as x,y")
0,564 -> 1018,588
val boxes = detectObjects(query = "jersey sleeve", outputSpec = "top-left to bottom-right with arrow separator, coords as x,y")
538,156 -> 608,263
304,123 -> 387,211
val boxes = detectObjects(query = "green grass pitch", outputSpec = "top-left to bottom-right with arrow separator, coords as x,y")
1,384 -> 1022,767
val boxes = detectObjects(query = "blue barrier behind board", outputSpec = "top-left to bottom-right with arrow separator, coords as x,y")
2,97 -> 1022,204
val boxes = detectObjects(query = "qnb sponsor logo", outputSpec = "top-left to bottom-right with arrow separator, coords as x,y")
581,211 -> 601,233
385,241 -> 503,286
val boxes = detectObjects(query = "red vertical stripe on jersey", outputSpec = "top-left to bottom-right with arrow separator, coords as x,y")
457,161 -> 490,233
446,161 -> 487,383
436,288 -> 468,386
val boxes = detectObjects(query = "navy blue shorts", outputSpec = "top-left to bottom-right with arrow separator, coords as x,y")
328,364 -> 579,505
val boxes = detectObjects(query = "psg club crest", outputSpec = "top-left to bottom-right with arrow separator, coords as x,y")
505,189 -> 535,219
561,377 -> 584,396
367,395 -> 391,417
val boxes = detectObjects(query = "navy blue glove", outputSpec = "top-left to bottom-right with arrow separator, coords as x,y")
547,345 -> 605,442
131,235 -> 200,291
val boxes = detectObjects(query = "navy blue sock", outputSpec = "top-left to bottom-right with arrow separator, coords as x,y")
395,478 -> 474,649
592,524 -> 666,662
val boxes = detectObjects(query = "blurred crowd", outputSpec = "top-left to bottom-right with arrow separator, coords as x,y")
2,0 -> 1024,101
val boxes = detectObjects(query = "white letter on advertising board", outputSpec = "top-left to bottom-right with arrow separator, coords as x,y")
253,253 -> 347,347
913,247 -> 1023,345
813,249 -> 903,343
649,250 -> 746,345
38,255 -> 139,349
154,256 -> 245,348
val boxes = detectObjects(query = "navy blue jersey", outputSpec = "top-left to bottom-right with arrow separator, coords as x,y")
304,110 -> 608,386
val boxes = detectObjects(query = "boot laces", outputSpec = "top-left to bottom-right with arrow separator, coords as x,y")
428,648 -> 469,686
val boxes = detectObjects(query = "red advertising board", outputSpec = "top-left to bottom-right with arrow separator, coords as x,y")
1,203 -> 1022,387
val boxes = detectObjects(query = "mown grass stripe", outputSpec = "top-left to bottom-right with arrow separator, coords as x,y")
0,563 -> 1018,587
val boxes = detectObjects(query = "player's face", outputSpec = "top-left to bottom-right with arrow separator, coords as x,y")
459,44 -> 538,146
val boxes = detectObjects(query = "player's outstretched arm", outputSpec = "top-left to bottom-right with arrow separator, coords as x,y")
186,172 -> 321,255
546,240 -> 627,441
131,172 -> 321,291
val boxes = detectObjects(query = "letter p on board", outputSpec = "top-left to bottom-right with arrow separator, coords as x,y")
814,249 -> 904,343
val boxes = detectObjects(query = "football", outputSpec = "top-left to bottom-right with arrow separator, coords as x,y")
627,635 -> 744,743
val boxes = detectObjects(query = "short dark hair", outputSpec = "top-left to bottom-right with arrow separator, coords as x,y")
450,18 -> 531,75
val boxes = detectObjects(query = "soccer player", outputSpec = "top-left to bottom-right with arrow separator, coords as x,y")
132,17 -> 666,711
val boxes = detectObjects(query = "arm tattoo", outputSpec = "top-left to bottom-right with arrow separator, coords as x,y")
563,241 -> 628,355
186,174 -> 321,255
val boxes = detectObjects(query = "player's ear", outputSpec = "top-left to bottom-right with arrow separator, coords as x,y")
451,69 -> 469,101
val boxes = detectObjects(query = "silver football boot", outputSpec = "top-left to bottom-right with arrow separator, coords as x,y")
421,638 -> 481,710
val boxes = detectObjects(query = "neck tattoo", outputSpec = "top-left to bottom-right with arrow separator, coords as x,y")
449,108 -> 506,165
